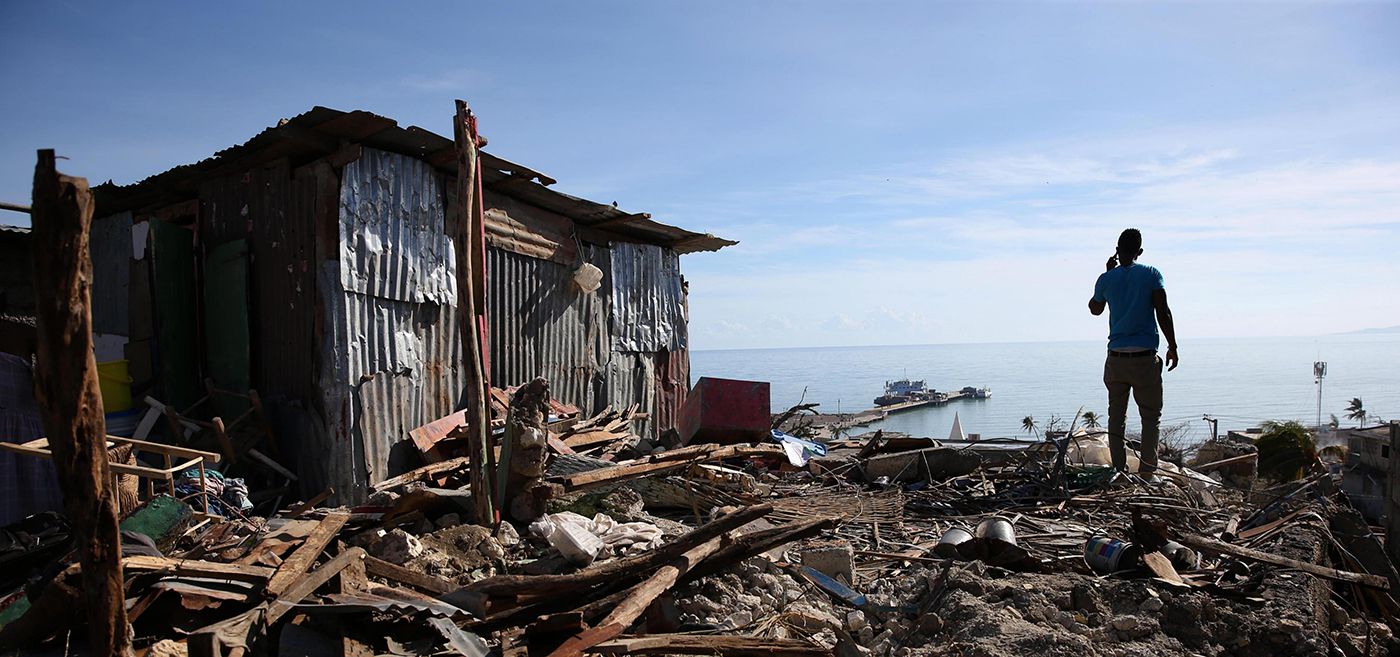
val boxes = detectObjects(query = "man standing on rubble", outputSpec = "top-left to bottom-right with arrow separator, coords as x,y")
1088,228 -> 1178,474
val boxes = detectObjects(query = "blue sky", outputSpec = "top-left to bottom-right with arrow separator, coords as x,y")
2,1 -> 1397,349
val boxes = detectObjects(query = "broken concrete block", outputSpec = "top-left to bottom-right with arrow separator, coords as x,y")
862,447 -> 981,483
800,543 -> 855,584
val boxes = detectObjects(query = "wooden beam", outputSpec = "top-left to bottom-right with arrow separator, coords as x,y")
463,504 -> 773,597
364,554 -> 457,596
29,149 -> 132,657
123,555 -> 275,582
546,535 -> 730,657
1178,534 -> 1390,589
265,512 -> 350,597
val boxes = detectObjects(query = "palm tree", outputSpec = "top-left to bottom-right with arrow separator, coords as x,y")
1346,398 -> 1367,426
1328,414 -> 1340,430
1082,411 -> 1101,429
1021,415 -> 1038,437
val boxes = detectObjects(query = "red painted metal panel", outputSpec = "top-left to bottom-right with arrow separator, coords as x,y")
678,377 -> 770,445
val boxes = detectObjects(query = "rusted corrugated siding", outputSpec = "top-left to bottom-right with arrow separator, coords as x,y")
486,245 -> 610,413
90,212 -> 131,336
607,351 -> 657,439
653,347 -> 690,439
338,149 -> 456,305
197,160 -> 317,401
609,243 -> 686,353
322,149 -> 463,502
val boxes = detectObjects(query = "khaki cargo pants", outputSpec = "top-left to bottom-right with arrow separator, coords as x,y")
1103,352 -> 1163,473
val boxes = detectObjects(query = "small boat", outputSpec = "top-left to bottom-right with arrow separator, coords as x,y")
960,386 -> 991,399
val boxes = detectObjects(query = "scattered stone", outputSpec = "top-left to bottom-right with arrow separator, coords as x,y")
365,490 -> 399,507
1139,597 -> 1164,613
435,512 -> 461,529
372,528 -> 423,564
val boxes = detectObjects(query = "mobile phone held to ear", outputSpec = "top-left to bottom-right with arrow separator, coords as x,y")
1106,254 -> 1119,272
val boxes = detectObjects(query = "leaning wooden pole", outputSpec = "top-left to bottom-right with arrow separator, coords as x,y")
453,101 -> 495,525
30,149 -> 132,656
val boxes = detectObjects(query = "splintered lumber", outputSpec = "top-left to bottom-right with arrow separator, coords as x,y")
29,149 -> 132,657
1142,551 -> 1191,588
265,511 -> 350,596
463,503 -> 773,596
189,547 -> 366,657
552,444 -> 784,493
1179,534 -> 1390,589
594,635 -> 832,657
284,486 -> 335,518
335,555 -> 374,657
364,554 -> 457,596
546,535 -> 730,657
372,456 -> 472,493
686,516 -> 838,581
123,556 -> 275,583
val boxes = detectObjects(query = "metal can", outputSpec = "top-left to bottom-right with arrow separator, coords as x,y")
1084,536 -> 1141,574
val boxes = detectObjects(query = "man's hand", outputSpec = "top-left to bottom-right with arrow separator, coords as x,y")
1106,255 -> 1118,272
1164,345 -> 1179,371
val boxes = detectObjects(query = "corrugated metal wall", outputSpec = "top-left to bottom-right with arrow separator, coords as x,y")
323,149 -> 464,502
609,243 -> 686,353
197,160 -> 317,402
486,245 -> 610,413
338,150 -> 456,305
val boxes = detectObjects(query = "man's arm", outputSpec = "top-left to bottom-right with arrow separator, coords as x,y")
1153,288 -> 1178,371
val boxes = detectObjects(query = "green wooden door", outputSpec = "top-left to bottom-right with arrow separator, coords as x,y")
203,239 -> 251,418
149,220 -> 201,412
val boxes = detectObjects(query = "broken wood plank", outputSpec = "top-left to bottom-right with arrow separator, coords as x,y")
123,555 -> 276,582
371,456 -> 471,493
284,487 -> 335,518
551,444 -> 784,493
189,547 -> 366,657
546,534 -> 732,657
1179,534 -> 1389,589
266,512 -> 350,597
463,503 -> 773,596
1142,551 -> 1192,587
364,554 -> 457,595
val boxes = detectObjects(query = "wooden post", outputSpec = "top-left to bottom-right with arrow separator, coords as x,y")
29,149 -> 133,656
453,100 -> 495,525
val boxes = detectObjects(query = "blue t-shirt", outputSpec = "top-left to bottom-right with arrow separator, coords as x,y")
1093,263 -> 1165,351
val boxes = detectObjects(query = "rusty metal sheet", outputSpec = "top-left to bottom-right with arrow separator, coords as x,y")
609,243 -> 685,353
338,148 -> 455,305
607,351 -> 657,439
89,212 -> 131,336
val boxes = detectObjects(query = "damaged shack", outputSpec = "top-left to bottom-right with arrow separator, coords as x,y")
84,107 -> 734,503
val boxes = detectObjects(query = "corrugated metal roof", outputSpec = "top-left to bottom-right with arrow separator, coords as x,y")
0,225 -> 30,235
486,245 -> 609,414
91,106 -> 735,254
339,149 -> 456,304
609,243 -> 686,353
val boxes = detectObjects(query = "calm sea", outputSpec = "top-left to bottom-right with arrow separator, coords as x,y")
691,334 -> 1400,444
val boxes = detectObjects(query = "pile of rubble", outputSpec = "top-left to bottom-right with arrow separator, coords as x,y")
0,400 -> 1396,657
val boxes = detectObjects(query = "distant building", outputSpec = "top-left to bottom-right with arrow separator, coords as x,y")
1340,425 -> 1393,521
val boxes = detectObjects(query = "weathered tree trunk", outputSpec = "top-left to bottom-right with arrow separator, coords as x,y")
29,149 -> 132,656
453,100 -> 495,525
